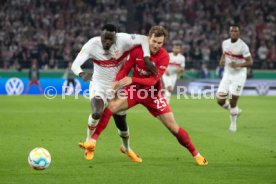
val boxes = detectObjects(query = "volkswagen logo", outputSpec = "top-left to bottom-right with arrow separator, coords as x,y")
5,78 -> 24,95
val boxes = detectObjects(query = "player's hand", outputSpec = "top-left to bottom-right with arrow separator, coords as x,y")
230,62 -> 239,68
165,71 -> 170,76
167,86 -> 173,93
219,60 -> 225,67
144,56 -> 157,76
112,81 -> 119,90
176,67 -> 184,73
79,72 -> 92,82
117,77 -> 132,88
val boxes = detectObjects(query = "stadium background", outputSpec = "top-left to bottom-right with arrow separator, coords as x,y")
0,0 -> 275,95
0,0 -> 276,184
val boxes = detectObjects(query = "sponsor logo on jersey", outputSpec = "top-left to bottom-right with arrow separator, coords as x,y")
136,66 -> 149,76
159,65 -> 167,69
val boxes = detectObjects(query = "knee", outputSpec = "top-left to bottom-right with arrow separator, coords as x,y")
92,112 -> 101,120
166,122 -> 179,135
230,101 -> 237,108
217,98 -> 225,106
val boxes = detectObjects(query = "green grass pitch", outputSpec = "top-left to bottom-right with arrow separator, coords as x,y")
0,96 -> 275,184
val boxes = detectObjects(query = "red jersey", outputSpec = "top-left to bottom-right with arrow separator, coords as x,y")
116,46 -> 169,91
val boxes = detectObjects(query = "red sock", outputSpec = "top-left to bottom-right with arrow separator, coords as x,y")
176,128 -> 198,157
91,108 -> 113,140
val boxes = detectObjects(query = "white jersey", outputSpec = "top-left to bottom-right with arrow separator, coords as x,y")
222,38 -> 251,76
71,33 -> 150,86
165,53 -> 185,75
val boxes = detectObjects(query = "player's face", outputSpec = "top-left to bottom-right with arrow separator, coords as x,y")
148,34 -> 165,54
229,27 -> 240,41
172,45 -> 181,55
101,31 -> 116,50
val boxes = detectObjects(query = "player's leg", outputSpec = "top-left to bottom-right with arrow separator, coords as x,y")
91,97 -> 130,140
79,82 -> 106,160
113,111 -> 142,162
113,111 -> 131,151
228,81 -> 244,132
86,83 -> 106,142
143,95 -> 207,165
72,79 -> 76,94
36,80 -> 44,94
65,80 -> 70,93
24,81 -> 32,94
217,76 -> 230,110
90,97 -> 105,120
162,75 -> 173,103
157,112 -> 208,166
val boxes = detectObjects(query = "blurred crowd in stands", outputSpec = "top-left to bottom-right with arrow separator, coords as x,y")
0,0 -> 275,71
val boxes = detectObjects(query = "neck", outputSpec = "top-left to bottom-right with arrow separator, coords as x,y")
231,38 -> 238,43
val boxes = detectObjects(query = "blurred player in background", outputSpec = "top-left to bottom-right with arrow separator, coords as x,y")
72,24 -> 156,161
25,60 -> 43,94
162,41 -> 185,103
217,25 -> 253,132
80,26 -> 208,165
63,62 -> 76,94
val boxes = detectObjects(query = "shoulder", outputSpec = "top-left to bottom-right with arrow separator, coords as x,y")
130,45 -> 143,56
222,39 -> 230,45
84,37 -> 101,48
116,33 -> 131,41
179,54 -> 185,60
157,48 -> 169,64
238,39 -> 249,47
159,48 -> 169,58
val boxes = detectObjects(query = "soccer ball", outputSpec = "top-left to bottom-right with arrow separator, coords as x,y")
28,147 -> 51,170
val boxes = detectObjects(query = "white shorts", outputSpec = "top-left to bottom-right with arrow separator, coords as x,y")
89,81 -> 126,115
217,73 -> 246,96
162,74 -> 177,89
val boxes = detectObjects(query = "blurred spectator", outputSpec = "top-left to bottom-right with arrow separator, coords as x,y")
0,0 -> 275,70
63,62 -> 76,94
268,44 -> 276,69
198,63 -> 209,79
24,60 -> 43,94
257,41 -> 269,69
215,65 -> 224,79
247,67 -> 254,79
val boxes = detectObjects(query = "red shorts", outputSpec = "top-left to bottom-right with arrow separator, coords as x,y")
29,80 -> 40,85
125,85 -> 172,117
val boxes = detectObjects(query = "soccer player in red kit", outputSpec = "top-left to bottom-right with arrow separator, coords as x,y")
79,26 -> 208,165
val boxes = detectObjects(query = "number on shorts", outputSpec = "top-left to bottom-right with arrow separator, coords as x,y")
154,97 -> 167,109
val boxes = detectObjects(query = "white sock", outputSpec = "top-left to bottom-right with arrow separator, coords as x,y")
86,114 -> 98,142
118,129 -> 130,151
165,90 -> 171,104
230,106 -> 238,124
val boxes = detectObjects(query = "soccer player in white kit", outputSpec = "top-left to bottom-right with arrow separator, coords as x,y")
216,25 -> 253,132
162,41 -> 185,103
71,24 -> 155,161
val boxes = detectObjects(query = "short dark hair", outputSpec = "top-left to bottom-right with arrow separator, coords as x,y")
148,26 -> 168,38
229,24 -> 240,30
172,40 -> 182,46
102,24 -> 117,33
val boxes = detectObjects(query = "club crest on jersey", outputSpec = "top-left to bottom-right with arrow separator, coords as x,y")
114,50 -> 120,57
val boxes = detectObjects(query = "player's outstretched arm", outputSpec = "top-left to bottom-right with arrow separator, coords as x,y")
71,47 -> 93,81
124,33 -> 157,75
